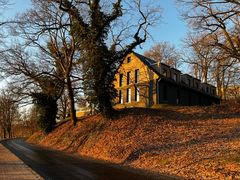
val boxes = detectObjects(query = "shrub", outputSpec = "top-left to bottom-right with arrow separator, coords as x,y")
32,93 -> 57,133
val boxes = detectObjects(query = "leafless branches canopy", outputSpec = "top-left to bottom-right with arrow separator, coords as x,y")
0,87 -> 19,139
47,0 -> 161,116
178,0 -> 240,61
144,41 -> 181,68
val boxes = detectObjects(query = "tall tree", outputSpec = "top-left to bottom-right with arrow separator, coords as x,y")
0,88 -> 19,139
177,0 -> 240,62
178,0 -> 240,99
183,33 -> 239,99
0,45 -> 64,133
58,89 -> 69,120
211,55 -> 239,99
50,0 -> 161,117
183,34 -> 219,83
2,1 -> 82,126
144,41 -> 181,68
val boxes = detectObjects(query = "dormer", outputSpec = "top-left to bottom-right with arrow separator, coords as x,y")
201,83 -> 211,93
160,63 -> 171,78
170,67 -> 181,83
209,85 -> 216,95
181,74 -> 194,87
193,78 -> 201,90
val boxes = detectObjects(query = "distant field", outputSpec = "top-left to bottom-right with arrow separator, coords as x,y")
28,103 -> 240,179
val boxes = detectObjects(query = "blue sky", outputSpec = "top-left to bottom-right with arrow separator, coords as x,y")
136,0 -> 188,53
3,0 -> 187,54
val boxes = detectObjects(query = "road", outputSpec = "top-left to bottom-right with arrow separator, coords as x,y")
1,139 -> 181,180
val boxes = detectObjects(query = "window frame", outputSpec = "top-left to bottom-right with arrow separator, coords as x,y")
173,73 -> 177,81
195,82 -> 199,89
127,71 -> 131,85
188,79 -> 191,87
134,86 -> 140,102
135,69 -> 139,83
119,90 -> 123,104
126,88 -> 131,103
162,69 -> 167,77
119,74 -> 123,87
127,57 -> 131,63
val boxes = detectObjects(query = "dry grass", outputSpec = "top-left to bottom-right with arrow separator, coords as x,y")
28,103 -> 240,179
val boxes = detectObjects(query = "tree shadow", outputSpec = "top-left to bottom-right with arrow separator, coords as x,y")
62,119 -> 108,152
114,107 -> 240,122
122,125 -> 240,165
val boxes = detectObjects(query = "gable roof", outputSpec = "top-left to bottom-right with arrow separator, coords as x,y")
132,52 -> 161,75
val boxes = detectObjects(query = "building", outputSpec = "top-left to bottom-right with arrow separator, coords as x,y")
114,52 -> 220,108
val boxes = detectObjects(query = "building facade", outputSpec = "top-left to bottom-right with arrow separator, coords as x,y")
114,52 -> 220,108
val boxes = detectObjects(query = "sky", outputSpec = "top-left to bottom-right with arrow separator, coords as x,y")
0,0 -> 189,101
136,0 -> 188,54
2,0 -> 188,54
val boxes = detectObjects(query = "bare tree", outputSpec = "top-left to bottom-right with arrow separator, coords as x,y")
50,0 -> 161,117
11,0 -> 82,126
24,106 -> 39,135
183,32 -> 239,99
183,33 -> 219,83
212,55 -> 239,99
144,41 -> 181,68
177,0 -> 240,62
58,89 -> 69,120
0,43 -> 64,133
178,0 -> 240,99
0,0 -> 83,127
0,88 -> 19,139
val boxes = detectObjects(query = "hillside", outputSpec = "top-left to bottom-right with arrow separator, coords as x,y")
28,103 -> 240,179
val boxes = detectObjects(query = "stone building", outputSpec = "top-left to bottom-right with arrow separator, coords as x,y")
114,52 -> 220,108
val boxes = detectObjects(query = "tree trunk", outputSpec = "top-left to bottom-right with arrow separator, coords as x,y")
3,128 -> 6,139
32,93 -> 57,133
203,64 -> 208,83
66,77 -> 77,126
98,91 -> 115,118
101,102 -> 114,118
8,130 -> 11,138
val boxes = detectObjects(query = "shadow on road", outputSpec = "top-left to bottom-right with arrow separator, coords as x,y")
1,138 -> 182,180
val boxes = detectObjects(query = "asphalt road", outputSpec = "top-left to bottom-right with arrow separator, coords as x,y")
1,139 -> 181,180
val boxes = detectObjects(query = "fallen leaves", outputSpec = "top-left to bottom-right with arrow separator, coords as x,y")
28,103 -> 240,179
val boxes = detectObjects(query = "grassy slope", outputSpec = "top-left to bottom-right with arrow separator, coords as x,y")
28,103 -> 240,179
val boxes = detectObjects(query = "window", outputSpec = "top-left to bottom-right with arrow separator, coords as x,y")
134,87 -> 140,102
126,88 -> 131,103
188,79 -> 191,87
206,87 -> 209,93
119,90 -> 123,104
127,71 -> 131,85
127,57 -> 131,63
173,73 -> 177,81
195,83 -> 199,89
135,69 -> 139,83
119,74 -> 123,87
162,69 -> 167,77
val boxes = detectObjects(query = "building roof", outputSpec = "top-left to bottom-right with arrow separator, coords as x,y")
133,52 -> 161,75
201,82 -> 216,88
181,74 -> 194,78
171,67 -> 181,72
130,52 -> 218,98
